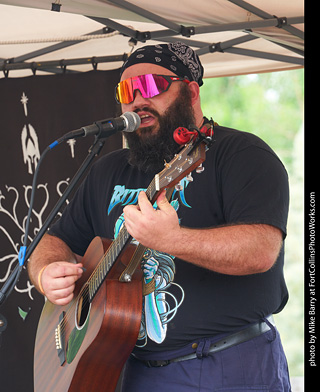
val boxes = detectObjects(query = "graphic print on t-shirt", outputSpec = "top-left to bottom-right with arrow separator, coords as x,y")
108,181 -> 191,347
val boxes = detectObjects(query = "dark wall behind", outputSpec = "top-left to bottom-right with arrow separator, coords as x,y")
0,70 -> 122,391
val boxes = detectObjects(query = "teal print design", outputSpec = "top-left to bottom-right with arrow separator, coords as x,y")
171,177 -> 192,208
107,179 -> 192,216
108,185 -> 146,215
113,191 -> 185,347
137,249 -> 184,347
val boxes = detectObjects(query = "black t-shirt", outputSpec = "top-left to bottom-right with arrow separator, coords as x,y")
49,125 -> 289,354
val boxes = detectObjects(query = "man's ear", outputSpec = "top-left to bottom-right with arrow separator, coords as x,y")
188,81 -> 200,106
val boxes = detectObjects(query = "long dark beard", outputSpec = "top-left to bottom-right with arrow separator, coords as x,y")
124,84 -> 196,173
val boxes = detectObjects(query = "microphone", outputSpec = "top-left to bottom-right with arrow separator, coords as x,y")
62,112 -> 141,141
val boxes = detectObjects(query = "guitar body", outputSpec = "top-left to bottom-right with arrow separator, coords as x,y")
34,237 -> 142,392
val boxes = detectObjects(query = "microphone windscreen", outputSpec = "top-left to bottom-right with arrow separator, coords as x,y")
122,112 -> 141,132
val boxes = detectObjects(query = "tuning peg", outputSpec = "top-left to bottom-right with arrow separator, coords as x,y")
186,173 -> 193,182
196,163 -> 205,174
164,160 -> 171,168
175,181 -> 183,191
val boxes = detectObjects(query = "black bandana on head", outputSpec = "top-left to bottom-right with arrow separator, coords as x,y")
120,42 -> 204,86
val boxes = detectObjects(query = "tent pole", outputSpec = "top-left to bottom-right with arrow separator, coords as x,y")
2,54 -> 126,74
88,16 -> 138,39
195,34 -> 257,55
195,34 -> 303,66
88,15 -> 304,42
228,0 -> 304,40
224,47 -> 304,65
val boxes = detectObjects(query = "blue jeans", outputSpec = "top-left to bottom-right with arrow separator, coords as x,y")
121,326 -> 291,391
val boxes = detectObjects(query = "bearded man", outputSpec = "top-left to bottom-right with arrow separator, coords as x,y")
28,42 -> 291,391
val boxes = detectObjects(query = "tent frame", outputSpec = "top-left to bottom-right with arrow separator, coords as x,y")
0,0 -> 304,77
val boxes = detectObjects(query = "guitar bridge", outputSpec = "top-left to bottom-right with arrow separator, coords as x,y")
55,311 -> 66,366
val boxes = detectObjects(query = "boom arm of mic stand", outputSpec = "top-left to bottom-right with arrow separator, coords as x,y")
0,136 -> 107,308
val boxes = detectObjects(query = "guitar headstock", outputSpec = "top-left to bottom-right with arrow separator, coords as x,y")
156,139 -> 206,193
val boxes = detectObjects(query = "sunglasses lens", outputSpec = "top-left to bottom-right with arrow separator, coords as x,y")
116,79 -> 133,104
141,74 -> 170,98
116,74 -> 170,104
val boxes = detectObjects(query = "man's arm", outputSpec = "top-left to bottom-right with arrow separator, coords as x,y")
28,233 -> 83,305
123,191 -> 283,275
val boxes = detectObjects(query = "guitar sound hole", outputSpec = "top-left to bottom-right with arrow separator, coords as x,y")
76,288 -> 90,329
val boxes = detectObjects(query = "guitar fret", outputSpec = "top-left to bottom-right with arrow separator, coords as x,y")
108,251 -> 113,269
98,264 -> 102,284
89,279 -> 93,300
102,255 -> 106,277
95,270 -> 99,290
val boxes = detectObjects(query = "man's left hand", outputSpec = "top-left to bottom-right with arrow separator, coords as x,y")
123,190 -> 180,252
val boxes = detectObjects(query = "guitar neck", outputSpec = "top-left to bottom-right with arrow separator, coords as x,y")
87,177 -> 158,302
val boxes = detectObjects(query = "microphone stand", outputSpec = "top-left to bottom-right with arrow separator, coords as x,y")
0,134 -> 108,342
26,135 -> 107,262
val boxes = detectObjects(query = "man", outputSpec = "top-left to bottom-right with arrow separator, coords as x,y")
28,42 -> 291,391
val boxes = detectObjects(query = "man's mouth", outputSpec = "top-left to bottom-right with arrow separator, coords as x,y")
139,113 -> 155,125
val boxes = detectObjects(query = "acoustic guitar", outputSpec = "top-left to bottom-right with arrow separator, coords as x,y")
33,137 -> 207,392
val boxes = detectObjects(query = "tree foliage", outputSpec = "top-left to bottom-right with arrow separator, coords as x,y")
200,69 -> 304,376
201,69 -> 304,168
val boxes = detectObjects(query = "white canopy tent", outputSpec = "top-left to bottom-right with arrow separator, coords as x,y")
0,0 -> 304,79
0,4 -> 305,391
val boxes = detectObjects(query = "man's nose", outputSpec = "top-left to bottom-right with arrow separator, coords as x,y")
132,90 -> 150,107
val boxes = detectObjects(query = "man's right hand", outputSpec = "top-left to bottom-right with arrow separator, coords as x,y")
40,262 -> 84,305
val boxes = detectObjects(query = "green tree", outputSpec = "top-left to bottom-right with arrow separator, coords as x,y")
200,69 -> 304,168
200,69 -> 304,376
